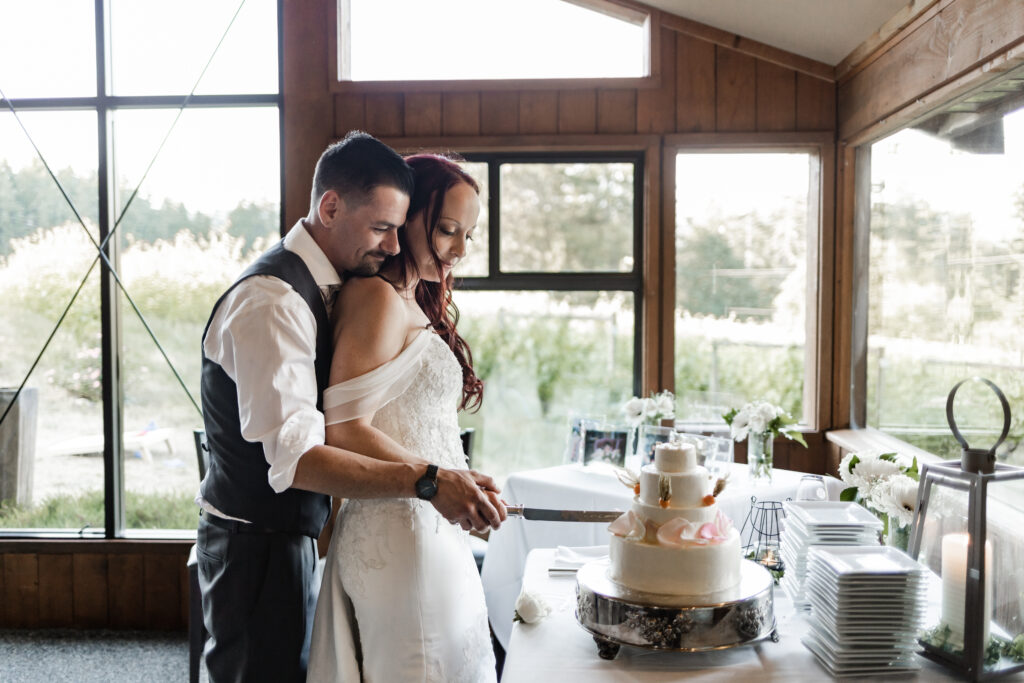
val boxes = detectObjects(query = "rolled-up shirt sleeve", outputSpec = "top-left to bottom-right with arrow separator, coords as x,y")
204,276 -> 325,494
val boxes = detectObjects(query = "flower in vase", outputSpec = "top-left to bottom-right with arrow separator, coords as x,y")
622,390 -> 675,427
622,396 -> 646,426
869,473 -> 918,528
722,400 -> 806,447
838,450 -> 917,501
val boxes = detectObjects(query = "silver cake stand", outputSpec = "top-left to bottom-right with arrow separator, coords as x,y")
575,558 -> 777,659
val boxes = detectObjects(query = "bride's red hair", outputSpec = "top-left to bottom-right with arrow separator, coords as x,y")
391,154 -> 484,412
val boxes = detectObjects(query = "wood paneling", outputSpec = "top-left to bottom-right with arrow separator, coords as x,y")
108,554 -> 145,628
838,0 -> 1024,141
334,94 -> 365,135
0,542 -> 198,631
144,554 -> 181,631
73,553 -> 108,628
796,73 -> 836,131
3,554 -> 38,628
557,90 -> 598,134
832,144 -> 857,430
518,91 -> 559,134
675,33 -> 715,132
597,90 -> 638,133
756,61 -> 796,131
364,93 -> 405,137
38,554 -> 73,627
403,93 -> 442,137
282,0 -> 334,227
835,0 -> 944,82
480,92 -> 520,135
637,26 -> 677,133
658,11 -> 834,82
442,92 -> 481,136
715,46 -> 757,132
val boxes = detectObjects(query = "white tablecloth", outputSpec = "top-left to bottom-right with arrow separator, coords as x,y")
481,463 -> 846,649
501,548 -> 969,682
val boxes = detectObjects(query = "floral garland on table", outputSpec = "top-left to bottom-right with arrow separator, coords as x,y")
838,450 -> 920,545
622,390 -> 675,427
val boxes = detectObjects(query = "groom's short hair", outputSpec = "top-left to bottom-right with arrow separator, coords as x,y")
311,131 -> 414,210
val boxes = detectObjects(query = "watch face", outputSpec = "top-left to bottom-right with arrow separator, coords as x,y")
416,478 -> 438,500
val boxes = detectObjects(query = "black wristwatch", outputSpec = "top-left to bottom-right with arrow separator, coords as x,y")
415,464 -> 439,500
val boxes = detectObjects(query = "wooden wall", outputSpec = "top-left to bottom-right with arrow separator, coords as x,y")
0,540 -> 191,630
282,9 -> 838,226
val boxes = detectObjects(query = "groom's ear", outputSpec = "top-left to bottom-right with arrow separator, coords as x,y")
318,190 -> 342,225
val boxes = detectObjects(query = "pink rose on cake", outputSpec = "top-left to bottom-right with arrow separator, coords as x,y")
654,511 -> 733,547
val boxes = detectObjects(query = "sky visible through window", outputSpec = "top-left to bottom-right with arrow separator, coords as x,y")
349,0 -> 646,81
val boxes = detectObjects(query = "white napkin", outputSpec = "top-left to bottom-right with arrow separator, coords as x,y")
552,544 -> 610,569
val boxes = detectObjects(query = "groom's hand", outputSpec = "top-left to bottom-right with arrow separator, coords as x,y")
433,468 -> 506,532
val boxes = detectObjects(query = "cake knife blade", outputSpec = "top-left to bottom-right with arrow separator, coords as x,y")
505,504 -> 621,523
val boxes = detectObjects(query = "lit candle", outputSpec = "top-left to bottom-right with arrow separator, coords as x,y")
941,533 -> 993,646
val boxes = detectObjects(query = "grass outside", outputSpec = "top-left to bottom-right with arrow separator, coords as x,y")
0,489 -> 198,530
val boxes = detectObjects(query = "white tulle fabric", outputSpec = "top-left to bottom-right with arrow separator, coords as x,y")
308,331 -> 496,683
322,329 -> 433,425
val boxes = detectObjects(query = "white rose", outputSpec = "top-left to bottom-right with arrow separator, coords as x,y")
622,396 -> 645,426
642,397 -> 658,422
513,590 -> 551,624
653,391 -> 675,419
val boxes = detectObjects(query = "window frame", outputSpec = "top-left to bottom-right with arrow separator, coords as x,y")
454,149 -> 647,396
0,0 -> 285,540
328,0 -> 661,94
845,69 -> 1024,458
662,132 -> 835,436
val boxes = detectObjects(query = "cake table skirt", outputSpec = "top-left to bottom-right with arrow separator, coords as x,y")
575,559 -> 776,659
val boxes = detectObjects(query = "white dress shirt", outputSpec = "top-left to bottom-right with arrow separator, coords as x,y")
197,221 -> 341,520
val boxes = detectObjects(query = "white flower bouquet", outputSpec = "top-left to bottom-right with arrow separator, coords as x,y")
722,400 -> 806,480
622,390 -> 675,427
838,450 -> 920,548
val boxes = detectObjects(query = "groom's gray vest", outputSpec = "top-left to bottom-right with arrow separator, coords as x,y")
199,240 -> 331,538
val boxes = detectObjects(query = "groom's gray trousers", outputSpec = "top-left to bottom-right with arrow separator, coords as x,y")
197,512 -> 319,683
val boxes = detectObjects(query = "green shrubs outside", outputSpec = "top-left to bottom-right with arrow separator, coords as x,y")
0,489 -> 199,530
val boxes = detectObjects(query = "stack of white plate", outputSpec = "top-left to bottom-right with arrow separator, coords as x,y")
779,501 -> 882,610
802,545 -> 927,677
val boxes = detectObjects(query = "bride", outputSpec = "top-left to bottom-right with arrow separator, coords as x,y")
308,155 -> 499,682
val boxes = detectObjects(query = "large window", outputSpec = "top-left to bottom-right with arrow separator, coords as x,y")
453,154 -> 642,480
864,76 -> 1024,462
674,151 -> 817,428
338,0 -> 649,83
0,0 -> 281,535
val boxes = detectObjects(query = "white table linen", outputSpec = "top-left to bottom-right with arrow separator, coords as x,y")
501,548 -> 965,682
482,463 -> 845,649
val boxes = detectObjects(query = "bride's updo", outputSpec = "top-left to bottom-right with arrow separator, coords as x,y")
392,154 -> 483,412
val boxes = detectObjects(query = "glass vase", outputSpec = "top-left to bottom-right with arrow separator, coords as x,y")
885,520 -> 911,553
747,431 -> 773,483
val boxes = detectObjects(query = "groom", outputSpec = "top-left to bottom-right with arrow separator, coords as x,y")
197,131 -> 506,683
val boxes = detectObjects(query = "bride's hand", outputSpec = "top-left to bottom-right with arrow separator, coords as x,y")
432,468 -> 505,532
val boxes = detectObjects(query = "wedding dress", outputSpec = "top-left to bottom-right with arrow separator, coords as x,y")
307,329 -> 497,683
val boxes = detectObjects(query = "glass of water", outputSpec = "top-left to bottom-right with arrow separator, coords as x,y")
795,474 -> 828,501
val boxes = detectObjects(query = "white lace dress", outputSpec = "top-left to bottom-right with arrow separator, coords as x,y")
307,330 -> 496,683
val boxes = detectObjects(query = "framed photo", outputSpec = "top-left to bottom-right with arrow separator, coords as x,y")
635,424 -> 675,467
581,422 -> 629,467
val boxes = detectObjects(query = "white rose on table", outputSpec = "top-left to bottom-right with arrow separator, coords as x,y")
513,590 -> 552,624
622,396 -> 646,426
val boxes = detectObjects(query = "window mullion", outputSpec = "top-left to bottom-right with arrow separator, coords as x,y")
96,0 -> 125,537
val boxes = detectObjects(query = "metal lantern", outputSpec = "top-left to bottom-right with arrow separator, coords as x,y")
908,378 -> 1024,681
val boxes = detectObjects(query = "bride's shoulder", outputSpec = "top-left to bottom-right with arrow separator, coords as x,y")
332,277 -> 408,370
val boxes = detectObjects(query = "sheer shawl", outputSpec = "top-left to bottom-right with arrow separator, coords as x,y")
323,329 -> 432,425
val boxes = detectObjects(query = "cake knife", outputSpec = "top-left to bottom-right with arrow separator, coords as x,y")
505,504 -> 621,523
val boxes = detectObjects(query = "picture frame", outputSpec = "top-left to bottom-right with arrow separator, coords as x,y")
581,421 -> 630,467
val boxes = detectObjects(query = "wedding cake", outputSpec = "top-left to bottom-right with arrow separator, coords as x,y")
608,441 -> 741,595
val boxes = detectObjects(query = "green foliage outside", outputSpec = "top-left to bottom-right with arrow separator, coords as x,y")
0,489 -> 199,530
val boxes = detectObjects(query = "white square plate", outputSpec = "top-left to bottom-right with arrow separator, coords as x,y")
809,545 -> 926,577
784,501 -> 884,528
